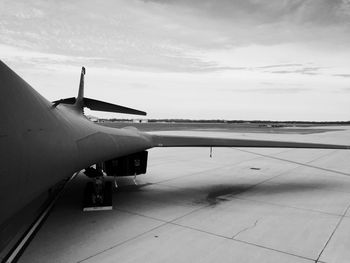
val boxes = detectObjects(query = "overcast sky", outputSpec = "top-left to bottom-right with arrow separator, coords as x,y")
1,0 -> 350,120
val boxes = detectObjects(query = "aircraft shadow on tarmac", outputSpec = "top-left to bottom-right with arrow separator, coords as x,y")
53,174 -> 345,212
111,177 -> 342,207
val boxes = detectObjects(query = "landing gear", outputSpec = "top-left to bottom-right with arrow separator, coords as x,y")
114,176 -> 118,189
91,176 -> 104,205
113,174 -> 138,189
83,166 -> 112,211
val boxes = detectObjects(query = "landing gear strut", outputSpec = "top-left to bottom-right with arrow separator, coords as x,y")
83,166 -> 112,211
112,174 -> 138,189
113,176 -> 118,189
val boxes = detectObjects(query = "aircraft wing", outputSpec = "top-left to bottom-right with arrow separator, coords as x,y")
150,134 -> 350,149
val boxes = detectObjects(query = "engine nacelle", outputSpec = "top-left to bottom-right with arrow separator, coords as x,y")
103,151 -> 148,177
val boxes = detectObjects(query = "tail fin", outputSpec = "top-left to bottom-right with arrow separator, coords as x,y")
76,66 -> 85,107
52,66 -> 146,116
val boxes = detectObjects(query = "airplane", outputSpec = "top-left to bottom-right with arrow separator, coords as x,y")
0,60 -> 349,261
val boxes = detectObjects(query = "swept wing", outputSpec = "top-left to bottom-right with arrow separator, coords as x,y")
150,134 -> 350,149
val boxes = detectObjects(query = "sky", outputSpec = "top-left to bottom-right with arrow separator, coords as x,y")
1,0 -> 350,121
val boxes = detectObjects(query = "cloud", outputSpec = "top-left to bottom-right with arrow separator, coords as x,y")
144,0 -> 350,25
231,87 -> 311,94
1,0 -> 349,121
2,1 -> 350,57
333,73 -> 350,78
269,67 -> 322,76
1,0 -> 349,77
1,0 -> 215,71
257,64 -> 304,69
143,0 -> 350,48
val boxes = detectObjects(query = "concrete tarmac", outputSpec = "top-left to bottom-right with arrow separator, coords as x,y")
19,127 -> 350,263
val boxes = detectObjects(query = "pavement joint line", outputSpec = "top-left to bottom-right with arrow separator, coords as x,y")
77,203 -> 210,262
169,221 -> 316,262
151,149 -> 341,220
127,150 -> 347,196
153,155 -> 265,184
217,149 -> 347,207
152,180 -> 260,196
231,218 -> 260,239
113,208 -> 172,223
152,160 -> 303,216
232,148 -> 350,178
149,148 -> 295,186
223,156 -> 310,200
117,148 -> 350,262
76,221 -> 169,263
234,148 -> 338,168
233,236 -> 317,262
30,147 -> 347,262
112,197 -> 320,262
149,155 -> 214,168
115,150 -> 312,215
231,196 -> 343,218
108,154 -> 339,262
216,149 -> 350,218
139,180 -> 198,190
118,180 -> 345,219
229,148 -> 338,194
261,181 -> 350,196
218,151 -> 349,217
82,174 -> 306,263
113,202 -> 210,225
110,148 -> 347,261
152,148 -> 297,186
315,202 -> 350,263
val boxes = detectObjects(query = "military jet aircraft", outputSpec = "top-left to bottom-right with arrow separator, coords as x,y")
0,60 -> 349,261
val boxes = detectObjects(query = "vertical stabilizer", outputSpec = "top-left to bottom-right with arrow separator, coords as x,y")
75,67 -> 85,110
78,67 -> 85,99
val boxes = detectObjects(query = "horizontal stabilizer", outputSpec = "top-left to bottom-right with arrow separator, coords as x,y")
52,97 -> 146,116
52,97 -> 76,107
83,98 -> 146,116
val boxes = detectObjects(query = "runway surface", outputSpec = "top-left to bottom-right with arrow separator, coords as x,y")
19,127 -> 350,263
